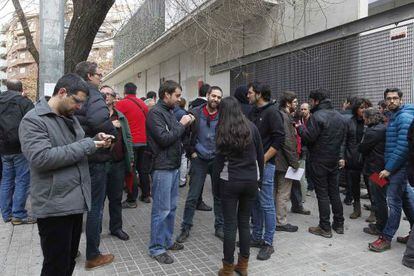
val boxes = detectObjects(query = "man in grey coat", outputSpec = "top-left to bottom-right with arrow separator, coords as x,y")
19,74 -> 112,276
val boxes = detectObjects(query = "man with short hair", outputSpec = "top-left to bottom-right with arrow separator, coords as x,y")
147,80 -> 194,264
299,103 -> 314,195
145,91 -> 157,109
0,79 -> 34,225
176,86 -> 224,243
247,81 -> 285,260
101,85 -> 134,241
74,61 -> 117,269
298,88 -> 345,238
19,73 -> 111,275
116,82 -> 151,206
368,88 -> 414,252
189,83 -> 210,109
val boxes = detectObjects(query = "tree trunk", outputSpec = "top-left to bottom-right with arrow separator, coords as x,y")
64,0 -> 115,73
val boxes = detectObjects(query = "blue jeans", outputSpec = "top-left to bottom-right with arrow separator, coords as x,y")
86,162 -> 108,260
149,169 -> 179,257
0,153 -> 30,221
181,157 -> 223,231
382,168 -> 414,241
251,163 -> 276,245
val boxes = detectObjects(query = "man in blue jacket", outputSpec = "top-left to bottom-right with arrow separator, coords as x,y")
369,88 -> 414,252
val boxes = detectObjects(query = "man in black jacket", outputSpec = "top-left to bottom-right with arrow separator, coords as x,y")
147,80 -> 194,264
298,88 -> 345,238
247,82 -> 285,260
0,79 -> 34,225
74,61 -> 117,269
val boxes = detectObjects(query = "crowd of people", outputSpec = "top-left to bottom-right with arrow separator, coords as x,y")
1,60 -> 414,275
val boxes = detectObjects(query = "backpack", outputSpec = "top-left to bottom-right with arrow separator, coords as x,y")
0,99 -> 24,150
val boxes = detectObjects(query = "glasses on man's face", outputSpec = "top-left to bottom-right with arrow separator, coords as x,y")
386,96 -> 400,102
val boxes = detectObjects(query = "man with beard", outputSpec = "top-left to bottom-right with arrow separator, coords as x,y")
297,88 -> 345,238
176,86 -> 224,243
368,88 -> 414,252
18,74 -> 112,275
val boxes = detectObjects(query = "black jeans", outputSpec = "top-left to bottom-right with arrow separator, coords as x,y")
308,161 -> 344,231
37,214 -> 83,276
129,146 -> 152,201
291,180 -> 304,210
106,160 -> 126,233
369,179 -> 388,231
220,179 -> 257,264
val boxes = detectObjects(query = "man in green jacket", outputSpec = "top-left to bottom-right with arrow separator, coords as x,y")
101,86 -> 135,241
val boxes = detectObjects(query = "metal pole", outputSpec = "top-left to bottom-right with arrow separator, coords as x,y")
39,0 -> 64,98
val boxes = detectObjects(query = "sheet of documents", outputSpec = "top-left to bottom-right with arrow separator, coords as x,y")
285,166 -> 305,181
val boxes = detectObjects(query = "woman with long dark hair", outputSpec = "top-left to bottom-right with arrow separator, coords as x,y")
215,97 -> 264,276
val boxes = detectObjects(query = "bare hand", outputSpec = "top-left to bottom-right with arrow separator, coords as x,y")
180,115 -> 193,126
339,159 -> 345,169
94,141 -> 107,148
379,170 -> 390,179
112,120 -> 121,128
191,152 -> 197,159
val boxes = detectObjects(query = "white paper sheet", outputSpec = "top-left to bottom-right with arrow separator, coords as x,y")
285,166 -> 305,181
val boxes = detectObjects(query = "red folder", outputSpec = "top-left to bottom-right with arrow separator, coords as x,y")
369,172 -> 389,187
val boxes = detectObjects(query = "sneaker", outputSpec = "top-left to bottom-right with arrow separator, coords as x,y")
153,252 -> 174,264
176,229 -> 190,243
139,196 -> 151,203
308,226 -> 332,238
85,254 -> 114,270
121,200 -> 137,209
275,223 -> 298,232
215,228 -> 224,241
196,201 -> 212,211
257,244 -> 274,261
369,236 -> 391,252
236,238 -> 264,248
332,225 -> 344,234
291,207 -> 311,215
363,226 -> 380,236
397,235 -> 410,244
110,229 -> 130,241
343,197 -> 353,206
11,217 -> 36,225
168,242 -> 184,251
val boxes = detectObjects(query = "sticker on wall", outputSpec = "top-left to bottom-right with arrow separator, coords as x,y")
390,26 -> 407,41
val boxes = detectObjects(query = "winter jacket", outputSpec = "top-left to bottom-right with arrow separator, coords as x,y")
115,94 -> 148,144
298,99 -> 346,165
0,90 -> 34,154
18,97 -> 97,218
214,121 -> 264,184
146,100 -> 186,171
189,97 -> 207,109
173,105 -> 187,121
340,116 -> 365,170
114,109 -> 134,173
408,120 -> 414,185
248,102 -> 285,164
275,108 -> 299,172
74,83 -> 117,163
358,123 -> 386,175
384,104 -> 414,173
234,85 -> 252,117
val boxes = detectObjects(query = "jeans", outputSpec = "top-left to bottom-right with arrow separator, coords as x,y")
129,146 -> 152,200
149,169 -> 179,257
308,161 -> 344,231
220,180 -> 257,264
106,160 -> 126,233
251,163 -> 276,245
369,179 -> 388,232
180,153 -> 188,185
291,180 -> 304,210
38,214 -> 83,276
0,153 -> 30,221
382,168 -> 414,241
86,162 -> 107,260
181,157 -> 223,231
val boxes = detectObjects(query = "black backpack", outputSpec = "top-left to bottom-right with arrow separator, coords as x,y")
0,99 -> 24,150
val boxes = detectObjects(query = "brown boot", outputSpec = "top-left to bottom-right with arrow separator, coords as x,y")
234,254 -> 249,276
218,260 -> 234,276
350,201 -> 361,219
365,211 -> 376,223
85,254 -> 114,270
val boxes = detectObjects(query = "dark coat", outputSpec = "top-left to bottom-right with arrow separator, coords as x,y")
74,83 -> 117,163
341,116 -> 365,170
298,99 -> 345,165
146,100 -> 186,171
358,123 -> 386,175
234,85 -> 252,117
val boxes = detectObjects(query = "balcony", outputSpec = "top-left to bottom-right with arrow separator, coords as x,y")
0,59 -> 7,70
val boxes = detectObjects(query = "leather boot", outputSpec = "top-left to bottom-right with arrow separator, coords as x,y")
234,254 -> 249,276
365,210 -> 376,223
350,201 -> 361,219
218,260 -> 234,276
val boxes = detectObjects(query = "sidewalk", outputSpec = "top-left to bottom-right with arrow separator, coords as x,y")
0,181 -> 412,276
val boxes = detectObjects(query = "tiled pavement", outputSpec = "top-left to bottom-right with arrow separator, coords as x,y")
0,180 -> 413,276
